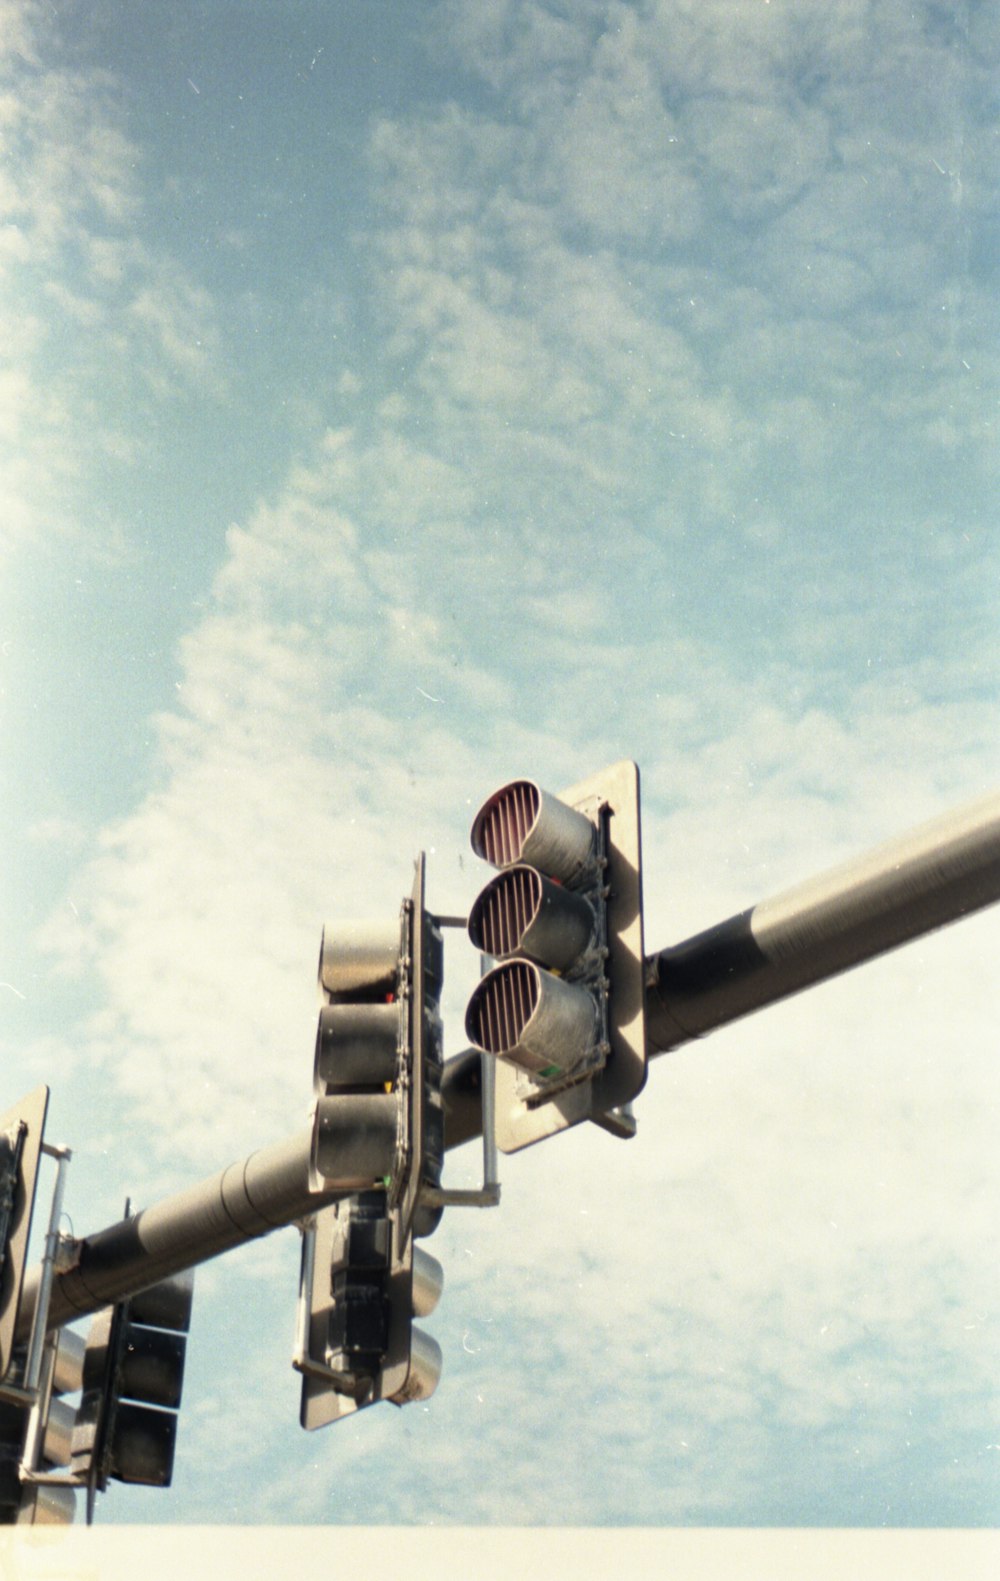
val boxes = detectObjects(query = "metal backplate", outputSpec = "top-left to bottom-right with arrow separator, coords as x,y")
396,854 -> 425,1241
494,760 -> 646,1153
0,1085 -> 49,1388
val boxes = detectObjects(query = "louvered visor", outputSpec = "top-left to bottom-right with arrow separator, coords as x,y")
465,959 -> 597,1077
468,864 -> 595,971
469,865 -> 542,956
471,780 -> 540,868
467,959 -> 538,1057
470,779 -> 597,886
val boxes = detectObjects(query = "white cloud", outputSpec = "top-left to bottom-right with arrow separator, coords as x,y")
6,0 -> 997,1529
0,0 -> 44,70
396,0 -> 1000,559
0,5 -> 223,565
25,814 -> 90,852
432,0 -> 601,101
33,397 -> 997,1222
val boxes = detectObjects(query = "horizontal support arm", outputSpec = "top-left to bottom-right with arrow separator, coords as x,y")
16,1054 -> 482,1340
16,1129 -> 324,1340
645,789 -> 1000,1053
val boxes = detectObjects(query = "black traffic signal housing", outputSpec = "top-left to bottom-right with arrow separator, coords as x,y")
464,760 -> 646,1151
0,1400 -> 28,1524
298,854 -> 445,1430
0,1086 -> 80,1525
298,1193 -> 443,1429
0,1087 -> 49,1389
70,1271 -> 193,1520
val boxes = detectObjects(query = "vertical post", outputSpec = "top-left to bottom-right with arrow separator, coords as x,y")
19,1145 -> 71,1478
480,1049 -> 499,1196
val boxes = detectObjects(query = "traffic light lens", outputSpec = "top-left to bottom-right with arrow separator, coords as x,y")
466,958 -> 538,1056
469,865 -> 542,956
468,864 -> 595,969
466,960 -> 599,1077
471,779 -> 597,885
471,780 -> 539,867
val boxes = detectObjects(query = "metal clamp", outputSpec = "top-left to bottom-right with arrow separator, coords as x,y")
18,1144 -> 79,1495
420,1045 -> 501,1209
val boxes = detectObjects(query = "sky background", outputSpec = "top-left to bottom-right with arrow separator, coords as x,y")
1,0 -> 997,1530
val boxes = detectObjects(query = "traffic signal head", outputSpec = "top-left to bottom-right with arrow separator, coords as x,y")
309,860 -> 444,1221
465,761 -> 646,1152
298,854 -> 446,1430
0,1086 -> 49,1388
310,921 -> 403,1194
298,1196 -> 445,1429
70,1271 -> 194,1508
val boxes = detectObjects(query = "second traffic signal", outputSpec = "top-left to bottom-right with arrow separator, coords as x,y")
299,854 -> 446,1430
298,1193 -> 443,1429
309,855 -> 444,1227
70,1271 -> 194,1520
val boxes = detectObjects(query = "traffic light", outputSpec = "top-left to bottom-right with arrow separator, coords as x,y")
70,1271 -> 194,1519
298,1195 -> 443,1428
0,1087 -> 80,1525
0,1401 -> 78,1525
0,1086 -> 50,1388
464,760 -> 646,1152
5,1329 -> 85,1525
309,852 -> 444,1226
298,854 -> 446,1429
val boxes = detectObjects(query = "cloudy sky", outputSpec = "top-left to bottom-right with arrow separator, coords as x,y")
1,0 -> 997,1531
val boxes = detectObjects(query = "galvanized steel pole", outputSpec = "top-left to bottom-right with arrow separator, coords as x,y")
15,1130 -> 322,1339
15,1057 -> 486,1341
645,790 -> 1000,1053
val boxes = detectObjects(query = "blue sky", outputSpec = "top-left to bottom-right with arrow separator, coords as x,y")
1,0 -> 998,1530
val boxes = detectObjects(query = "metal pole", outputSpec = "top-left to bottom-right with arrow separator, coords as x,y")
15,1129 -> 326,1341
645,789 -> 1000,1054
19,1146 -> 72,1475
15,1055 -> 485,1341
